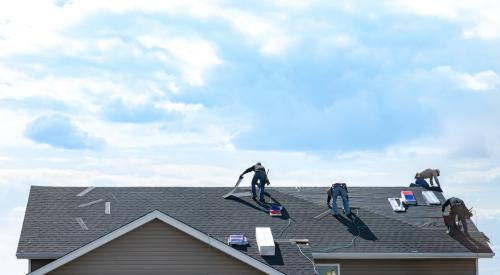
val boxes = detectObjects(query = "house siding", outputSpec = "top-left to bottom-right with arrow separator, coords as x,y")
48,219 -> 264,275
315,258 -> 476,275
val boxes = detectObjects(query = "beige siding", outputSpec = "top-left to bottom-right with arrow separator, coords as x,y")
315,258 -> 476,275
48,219 -> 264,275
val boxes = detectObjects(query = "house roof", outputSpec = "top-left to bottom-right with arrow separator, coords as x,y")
17,186 -> 494,274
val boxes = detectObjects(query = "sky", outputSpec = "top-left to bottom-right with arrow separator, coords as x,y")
1,0 -> 499,273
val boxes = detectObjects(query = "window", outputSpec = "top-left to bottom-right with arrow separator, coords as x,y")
316,264 -> 340,275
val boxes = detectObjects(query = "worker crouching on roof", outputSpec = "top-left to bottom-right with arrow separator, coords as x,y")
327,183 -> 351,217
240,162 -> 270,203
415,168 -> 441,188
442,197 -> 472,236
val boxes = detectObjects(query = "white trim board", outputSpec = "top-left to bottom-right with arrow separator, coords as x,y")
312,252 -> 495,259
29,210 -> 284,275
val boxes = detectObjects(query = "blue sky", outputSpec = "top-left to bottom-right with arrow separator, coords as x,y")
1,0 -> 500,273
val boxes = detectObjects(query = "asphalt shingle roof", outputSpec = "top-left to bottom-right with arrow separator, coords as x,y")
17,186 -> 493,275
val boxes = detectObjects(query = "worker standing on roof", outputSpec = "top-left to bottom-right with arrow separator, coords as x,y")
415,168 -> 441,188
442,197 -> 472,236
327,183 -> 351,217
239,162 -> 270,203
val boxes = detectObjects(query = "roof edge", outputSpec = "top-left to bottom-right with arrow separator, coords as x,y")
28,210 -> 284,275
312,252 -> 495,259
17,253 -> 61,259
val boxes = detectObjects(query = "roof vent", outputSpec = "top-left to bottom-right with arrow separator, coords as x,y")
256,227 -> 275,256
401,191 -> 417,205
227,234 -> 248,246
388,198 -> 406,212
105,202 -> 111,214
422,191 -> 440,205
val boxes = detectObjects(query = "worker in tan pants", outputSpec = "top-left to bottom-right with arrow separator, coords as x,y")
415,168 -> 441,188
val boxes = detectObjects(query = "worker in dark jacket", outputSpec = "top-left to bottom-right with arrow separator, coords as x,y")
327,183 -> 351,217
240,162 -> 270,202
442,197 -> 472,236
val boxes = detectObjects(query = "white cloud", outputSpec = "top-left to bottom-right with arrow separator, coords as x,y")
0,65 -> 125,108
0,110 -> 35,148
138,35 -> 222,86
0,64 -> 239,150
0,0 -> 294,60
155,101 -> 204,115
414,66 -> 500,91
475,208 -> 500,221
432,66 -> 500,91
387,0 -> 500,39
0,206 -> 27,275
219,9 -> 293,56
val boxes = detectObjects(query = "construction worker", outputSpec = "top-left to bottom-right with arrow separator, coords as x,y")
239,162 -> 270,202
415,168 -> 441,188
442,197 -> 472,236
327,183 -> 351,217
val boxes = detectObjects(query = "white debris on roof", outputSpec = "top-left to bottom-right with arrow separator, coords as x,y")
78,199 -> 103,208
75,217 -> 88,230
76,186 -> 95,197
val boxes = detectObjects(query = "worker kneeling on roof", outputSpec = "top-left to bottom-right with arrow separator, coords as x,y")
240,162 -> 270,203
415,168 -> 441,188
327,183 -> 351,217
442,197 -> 472,236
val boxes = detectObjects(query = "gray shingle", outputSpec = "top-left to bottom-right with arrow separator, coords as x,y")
16,186 -> 493,274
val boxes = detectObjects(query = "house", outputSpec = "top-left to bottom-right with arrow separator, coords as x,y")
17,186 -> 494,275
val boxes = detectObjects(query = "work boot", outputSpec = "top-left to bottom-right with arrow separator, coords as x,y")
252,195 -> 256,200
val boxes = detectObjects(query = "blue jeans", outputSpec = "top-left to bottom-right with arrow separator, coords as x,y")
251,171 -> 267,201
415,177 -> 428,187
331,187 -> 351,215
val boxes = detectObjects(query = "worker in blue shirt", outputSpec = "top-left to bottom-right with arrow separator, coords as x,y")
240,162 -> 270,203
327,183 -> 351,217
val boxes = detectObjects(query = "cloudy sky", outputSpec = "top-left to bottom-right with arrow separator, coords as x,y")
1,0 -> 500,273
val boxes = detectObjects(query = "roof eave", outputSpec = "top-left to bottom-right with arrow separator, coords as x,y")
312,252 -> 495,259
16,253 -> 62,259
